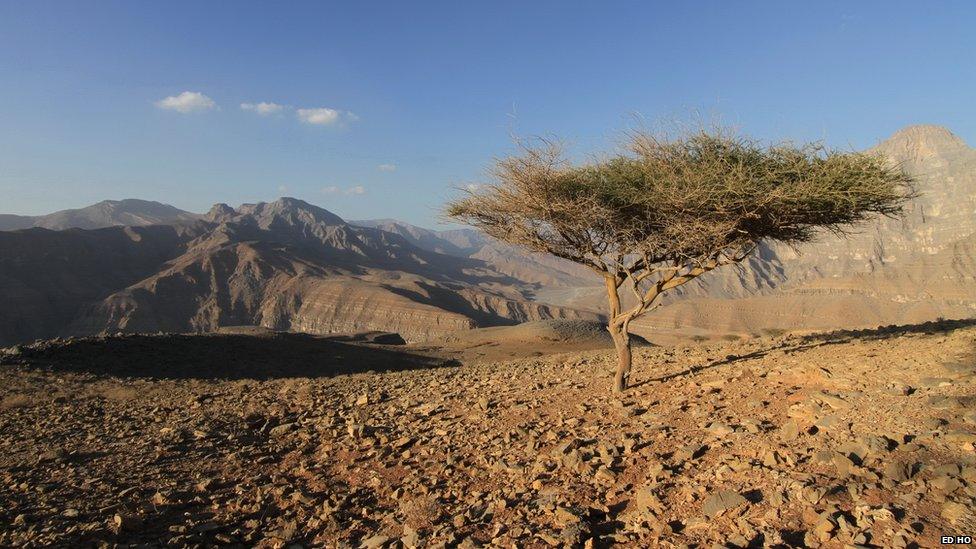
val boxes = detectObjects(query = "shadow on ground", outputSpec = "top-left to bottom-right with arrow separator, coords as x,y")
2,332 -> 456,380
634,317 -> 976,387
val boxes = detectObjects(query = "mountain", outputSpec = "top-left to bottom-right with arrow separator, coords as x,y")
355,125 -> 976,343
0,199 -> 202,231
350,219 -> 598,288
0,198 -> 598,346
630,124 -> 976,341
2,124 -> 972,346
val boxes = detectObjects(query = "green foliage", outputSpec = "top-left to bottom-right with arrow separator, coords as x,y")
446,129 -> 915,270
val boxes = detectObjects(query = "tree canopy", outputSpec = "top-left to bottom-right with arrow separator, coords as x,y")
446,128 -> 915,392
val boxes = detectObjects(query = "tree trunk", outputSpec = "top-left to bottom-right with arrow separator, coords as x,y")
610,326 -> 632,394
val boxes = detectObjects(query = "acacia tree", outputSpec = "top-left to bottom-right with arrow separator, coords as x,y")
446,129 -> 914,393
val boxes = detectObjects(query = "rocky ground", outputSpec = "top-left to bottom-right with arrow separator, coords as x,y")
1,320 -> 975,548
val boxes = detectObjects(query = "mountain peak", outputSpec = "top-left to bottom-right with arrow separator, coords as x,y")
205,203 -> 236,222
221,197 -> 347,228
876,124 -> 969,160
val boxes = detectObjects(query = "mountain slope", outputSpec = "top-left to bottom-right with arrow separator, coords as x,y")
350,219 -> 599,288
631,124 -> 976,340
354,125 -> 976,342
0,199 -> 202,231
0,198 -> 598,345
0,223 -> 206,344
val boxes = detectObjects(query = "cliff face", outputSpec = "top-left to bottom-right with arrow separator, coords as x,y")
631,125 -> 976,340
0,198 -> 599,345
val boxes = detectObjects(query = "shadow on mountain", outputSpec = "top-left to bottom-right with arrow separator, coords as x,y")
4,332 -> 456,380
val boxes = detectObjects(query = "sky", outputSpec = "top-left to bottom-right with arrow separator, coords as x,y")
1,1 -> 974,227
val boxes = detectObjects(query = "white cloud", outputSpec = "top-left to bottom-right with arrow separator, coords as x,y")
321,185 -> 340,194
345,185 -> 366,195
297,107 -> 340,126
465,183 -> 483,192
377,163 -> 397,172
296,107 -> 358,126
242,101 -> 285,115
277,185 -> 288,193
155,91 -> 216,113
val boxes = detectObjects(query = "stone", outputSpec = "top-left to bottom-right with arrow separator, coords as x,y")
702,490 -> 748,518
359,534 -> 390,548
269,422 -> 296,437
941,502 -> 970,524
594,466 -> 617,483
813,515 -> 836,542
884,461 -> 914,482
779,420 -> 800,441
392,436 -> 415,450
631,485 -> 663,515
111,513 -> 141,534
554,506 -> 583,526
930,475 -> 962,494
706,421 -> 734,437
833,453 -> 855,478
674,444 -> 706,463
814,392 -> 850,410
560,522 -> 587,546
945,430 -> 976,444
401,526 -> 420,549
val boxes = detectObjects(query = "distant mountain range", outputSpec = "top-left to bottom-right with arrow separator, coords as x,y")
0,199 -> 201,231
0,198 -> 597,346
1,124 -> 973,345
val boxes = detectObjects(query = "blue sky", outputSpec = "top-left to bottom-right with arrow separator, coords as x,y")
1,1 -> 973,227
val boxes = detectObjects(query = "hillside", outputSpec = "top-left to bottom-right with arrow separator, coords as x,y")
350,219 -> 597,289
353,126 -> 976,343
2,124 -> 973,345
1,319 -> 973,547
0,199 -> 202,231
0,198 -> 597,346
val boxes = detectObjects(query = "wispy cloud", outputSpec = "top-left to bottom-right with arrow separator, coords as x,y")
377,163 -> 397,172
297,107 -> 357,126
242,101 -> 285,115
297,108 -> 340,126
322,185 -> 366,196
277,184 -> 288,193
465,183 -> 483,192
155,91 -> 216,113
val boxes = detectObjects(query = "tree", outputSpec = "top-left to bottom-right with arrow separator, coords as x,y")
445,128 -> 915,393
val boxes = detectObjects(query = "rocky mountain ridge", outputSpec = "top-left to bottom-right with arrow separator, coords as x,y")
0,198 -> 597,346
359,125 -> 976,341
0,199 -> 201,231
1,124 -> 973,345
